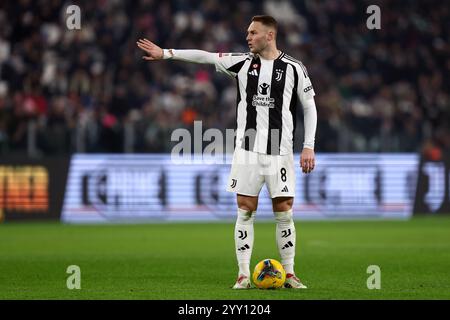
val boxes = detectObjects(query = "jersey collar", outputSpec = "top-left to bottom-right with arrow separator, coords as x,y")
253,50 -> 284,61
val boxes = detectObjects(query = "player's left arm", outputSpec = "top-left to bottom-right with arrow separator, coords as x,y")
297,67 -> 317,174
300,97 -> 317,174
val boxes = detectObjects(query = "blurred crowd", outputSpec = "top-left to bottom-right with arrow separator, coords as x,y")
0,0 -> 449,156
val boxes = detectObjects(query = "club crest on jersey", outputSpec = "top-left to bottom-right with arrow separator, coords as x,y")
275,69 -> 284,81
248,64 -> 259,76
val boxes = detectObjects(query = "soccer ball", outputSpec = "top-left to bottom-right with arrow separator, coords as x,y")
252,258 -> 286,289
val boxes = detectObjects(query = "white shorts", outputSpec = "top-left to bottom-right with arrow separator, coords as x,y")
226,148 -> 296,198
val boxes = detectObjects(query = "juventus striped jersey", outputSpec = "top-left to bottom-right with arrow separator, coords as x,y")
163,49 -> 317,155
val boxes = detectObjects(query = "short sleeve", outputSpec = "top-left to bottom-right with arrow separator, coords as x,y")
215,53 -> 250,77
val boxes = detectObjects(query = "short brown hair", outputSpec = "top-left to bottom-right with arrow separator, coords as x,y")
251,15 -> 278,31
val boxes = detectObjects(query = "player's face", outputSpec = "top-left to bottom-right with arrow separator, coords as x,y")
246,22 -> 271,54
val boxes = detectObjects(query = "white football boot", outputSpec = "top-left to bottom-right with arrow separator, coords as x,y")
284,274 -> 307,289
232,275 -> 251,289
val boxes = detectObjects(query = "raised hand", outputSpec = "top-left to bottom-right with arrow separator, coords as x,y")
136,38 -> 164,60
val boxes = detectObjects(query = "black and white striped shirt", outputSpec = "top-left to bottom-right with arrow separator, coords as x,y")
164,49 -> 317,155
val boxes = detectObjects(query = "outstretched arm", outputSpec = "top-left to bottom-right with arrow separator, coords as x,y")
137,38 -> 216,64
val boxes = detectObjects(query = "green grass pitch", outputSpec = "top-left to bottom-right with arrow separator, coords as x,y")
1,216 -> 449,299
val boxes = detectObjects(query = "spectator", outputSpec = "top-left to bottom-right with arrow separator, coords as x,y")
0,0 -> 448,155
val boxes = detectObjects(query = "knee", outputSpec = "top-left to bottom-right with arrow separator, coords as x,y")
237,208 -> 255,224
237,196 -> 258,212
273,198 -> 293,212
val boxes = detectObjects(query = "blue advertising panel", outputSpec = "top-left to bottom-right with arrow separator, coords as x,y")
61,154 -> 419,223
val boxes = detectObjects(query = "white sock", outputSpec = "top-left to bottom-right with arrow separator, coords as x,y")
235,208 -> 255,277
275,210 -> 296,275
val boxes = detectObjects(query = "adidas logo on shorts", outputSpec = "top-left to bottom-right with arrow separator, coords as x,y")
281,186 -> 289,192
